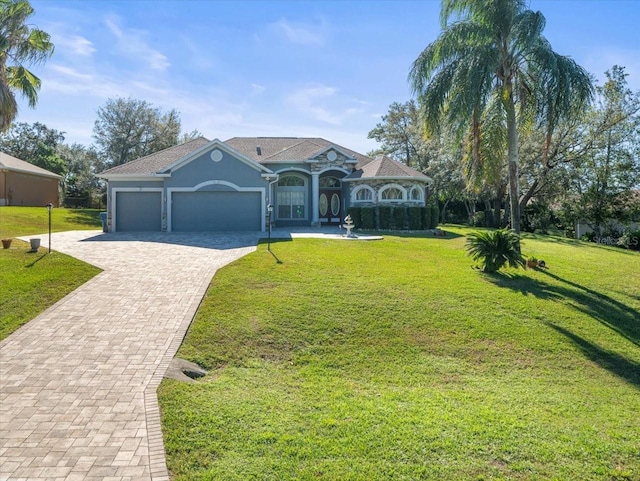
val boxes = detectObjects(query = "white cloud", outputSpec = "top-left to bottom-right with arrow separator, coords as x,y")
270,17 -> 328,47
105,16 -> 170,71
287,85 -> 341,124
48,64 -> 93,82
286,85 -> 366,126
54,34 -> 96,57
251,83 -> 266,96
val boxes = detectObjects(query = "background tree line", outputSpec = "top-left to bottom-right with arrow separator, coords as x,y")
0,98 -> 200,207
369,65 -> 640,241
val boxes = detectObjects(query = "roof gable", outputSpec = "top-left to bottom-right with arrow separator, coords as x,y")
0,152 -> 62,179
225,137 -> 373,167
159,139 -> 273,174
306,145 -> 357,164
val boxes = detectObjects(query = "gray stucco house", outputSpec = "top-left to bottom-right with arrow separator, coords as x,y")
98,137 -> 431,232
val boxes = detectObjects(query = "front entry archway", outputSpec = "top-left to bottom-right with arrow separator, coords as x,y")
318,176 -> 341,225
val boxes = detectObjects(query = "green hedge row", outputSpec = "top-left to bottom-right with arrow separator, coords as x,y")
347,205 -> 438,230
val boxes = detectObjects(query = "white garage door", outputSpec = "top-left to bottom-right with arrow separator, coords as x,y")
172,191 -> 261,232
115,191 -> 162,232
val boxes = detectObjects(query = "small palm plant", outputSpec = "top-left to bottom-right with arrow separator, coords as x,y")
465,229 -> 525,273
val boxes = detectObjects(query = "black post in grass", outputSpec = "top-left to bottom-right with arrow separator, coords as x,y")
46,203 -> 52,253
267,204 -> 273,251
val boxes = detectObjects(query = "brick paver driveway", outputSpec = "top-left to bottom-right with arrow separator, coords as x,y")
1,230 -> 261,480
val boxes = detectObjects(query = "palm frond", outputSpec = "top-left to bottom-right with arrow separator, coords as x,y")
465,229 -> 525,273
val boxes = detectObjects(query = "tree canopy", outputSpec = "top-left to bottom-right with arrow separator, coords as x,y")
0,0 -> 54,132
409,0 -> 593,235
93,97 -> 185,168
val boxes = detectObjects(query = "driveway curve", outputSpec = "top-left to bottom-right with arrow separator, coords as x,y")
0,230 -> 261,480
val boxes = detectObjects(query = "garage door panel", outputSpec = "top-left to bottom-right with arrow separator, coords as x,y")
116,192 -> 162,232
172,191 -> 261,231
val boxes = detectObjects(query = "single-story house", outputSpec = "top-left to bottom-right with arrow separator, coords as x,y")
0,152 -> 62,207
98,137 -> 431,232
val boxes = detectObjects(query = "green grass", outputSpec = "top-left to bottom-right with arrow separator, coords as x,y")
158,228 -> 640,481
0,208 -> 103,341
0,206 -> 102,238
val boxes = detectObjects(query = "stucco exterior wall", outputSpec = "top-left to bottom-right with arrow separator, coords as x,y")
166,150 -> 267,189
0,171 -> 59,206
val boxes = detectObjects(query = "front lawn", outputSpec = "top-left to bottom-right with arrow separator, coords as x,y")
0,227 -> 102,342
158,230 -> 640,480
0,206 -> 102,238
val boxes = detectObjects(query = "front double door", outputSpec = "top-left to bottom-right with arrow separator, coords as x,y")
318,189 -> 341,225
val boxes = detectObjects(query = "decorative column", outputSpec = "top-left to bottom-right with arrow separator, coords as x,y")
311,172 -> 320,226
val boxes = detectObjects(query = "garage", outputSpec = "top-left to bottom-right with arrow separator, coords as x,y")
115,191 -> 162,232
171,191 -> 262,232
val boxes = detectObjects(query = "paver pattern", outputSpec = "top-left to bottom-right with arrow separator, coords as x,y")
1,231 -> 261,481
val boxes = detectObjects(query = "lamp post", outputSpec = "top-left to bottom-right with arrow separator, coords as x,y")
46,203 -> 53,253
267,204 -> 273,251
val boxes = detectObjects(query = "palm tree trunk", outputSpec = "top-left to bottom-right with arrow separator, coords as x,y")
505,91 -> 521,236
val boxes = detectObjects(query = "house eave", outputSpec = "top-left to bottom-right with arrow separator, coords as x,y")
343,175 -> 432,183
0,166 -> 62,180
97,173 -> 169,181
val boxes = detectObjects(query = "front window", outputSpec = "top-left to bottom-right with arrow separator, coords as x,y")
277,174 -> 306,220
381,187 -> 403,200
410,186 -> 423,202
277,191 -> 305,219
355,188 -> 373,202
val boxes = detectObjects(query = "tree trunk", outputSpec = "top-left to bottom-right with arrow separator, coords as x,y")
505,88 -> 521,239
441,199 -> 450,224
494,185 -> 505,228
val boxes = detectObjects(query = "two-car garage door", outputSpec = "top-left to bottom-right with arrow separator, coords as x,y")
171,191 -> 261,232
114,190 -> 261,232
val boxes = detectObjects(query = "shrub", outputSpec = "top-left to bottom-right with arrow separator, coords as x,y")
407,207 -> 422,230
422,206 -> 430,229
360,207 -> 375,229
378,206 -> 392,229
618,229 -> 640,251
347,207 -> 362,229
465,229 -> 525,273
581,231 -> 596,242
470,211 -> 486,227
392,207 -> 406,230
429,204 -> 439,229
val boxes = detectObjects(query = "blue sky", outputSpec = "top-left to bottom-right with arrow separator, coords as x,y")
15,0 -> 640,155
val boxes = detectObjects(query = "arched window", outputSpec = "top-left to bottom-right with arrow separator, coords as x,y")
381,188 -> 403,201
351,185 -> 375,203
378,184 -> 407,202
357,189 -> 372,201
278,175 -> 305,187
320,176 -> 341,188
410,186 -> 424,202
276,174 -> 306,220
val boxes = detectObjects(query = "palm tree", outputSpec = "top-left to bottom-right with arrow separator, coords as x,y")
0,0 -> 54,132
409,0 -> 592,235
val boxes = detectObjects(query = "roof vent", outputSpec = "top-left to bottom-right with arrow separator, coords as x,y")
256,145 -> 262,156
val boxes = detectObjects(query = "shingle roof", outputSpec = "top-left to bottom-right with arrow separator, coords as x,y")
0,152 -> 62,179
99,137 -> 211,175
224,137 -> 374,167
96,137 -> 427,183
344,155 -> 429,181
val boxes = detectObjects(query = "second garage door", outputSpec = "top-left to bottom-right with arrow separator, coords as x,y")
171,191 -> 262,232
